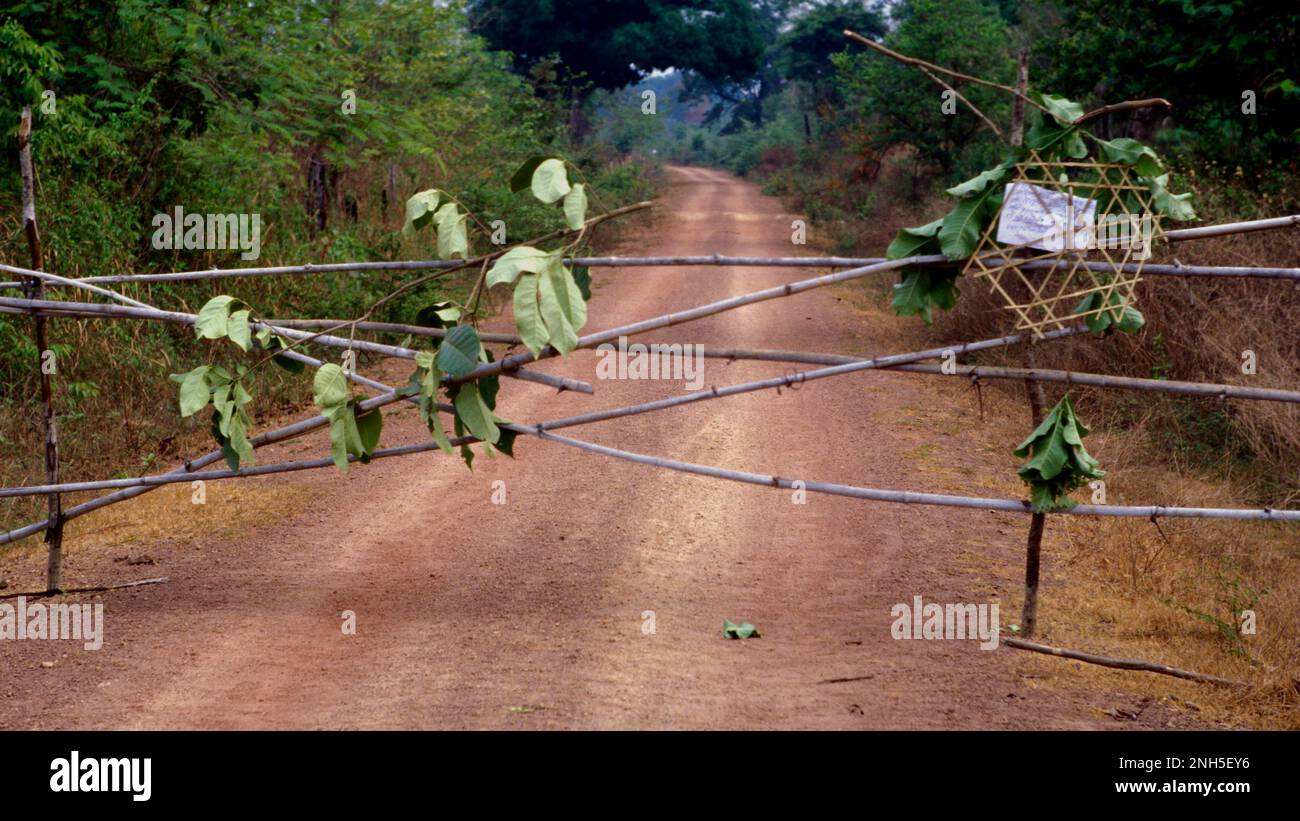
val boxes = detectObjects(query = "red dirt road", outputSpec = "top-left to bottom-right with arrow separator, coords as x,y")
0,167 -> 1191,728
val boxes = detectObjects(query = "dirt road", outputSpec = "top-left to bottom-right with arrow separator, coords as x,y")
0,166 -> 1187,728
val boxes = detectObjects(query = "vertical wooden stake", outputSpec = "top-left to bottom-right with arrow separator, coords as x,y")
17,106 -> 65,592
1009,49 -> 1046,637
1021,346 -> 1048,637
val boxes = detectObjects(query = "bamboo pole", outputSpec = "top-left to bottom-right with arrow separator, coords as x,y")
263,318 -> 520,344
3,266 -> 1297,414
884,362 -> 1300,403
0,199 -> 651,289
16,106 -> 65,592
5,386 -> 1298,525
443,255 -> 948,386
525,428 -> 1300,522
701,325 -> 1086,366
0,324 -> 1021,536
1162,214 -> 1300,242
0,295 -> 591,394
6,243 -> 1299,291
10,311 -> 1298,540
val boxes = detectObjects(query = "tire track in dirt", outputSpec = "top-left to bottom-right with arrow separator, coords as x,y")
0,166 -> 1181,729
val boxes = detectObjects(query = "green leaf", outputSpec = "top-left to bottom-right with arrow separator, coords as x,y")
176,366 -> 212,417
929,272 -> 959,310
885,218 -> 943,260
562,183 -> 587,230
1073,291 -> 1111,332
479,372 -> 501,411
226,309 -> 252,352
486,246 -> 551,288
538,254 -> 584,355
1145,173 -> 1197,221
1098,137 -> 1163,177
434,202 -> 468,260
210,410 -> 240,471
513,273 -> 548,356
195,295 -> 236,340
313,363 -> 350,408
1025,114 -> 1087,159
454,382 -> 500,445
509,156 -> 548,193
722,619 -> 761,639
495,427 -> 517,457
1034,92 -> 1085,126
1116,304 -> 1145,333
436,325 -> 482,377
325,404 -> 357,473
453,413 -> 477,471
355,405 -> 383,460
258,334 -> 305,373
415,301 -> 461,328
939,191 -> 996,260
1013,394 -> 1105,511
428,410 -> 454,455
891,270 -> 931,318
272,351 -> 305,374
571,265 -> 592,301
224,411 -> 254,470
402,189 -> 441,237
416,362 -> 454,455
530,158 -> 571,204
946,162 -> 1011,198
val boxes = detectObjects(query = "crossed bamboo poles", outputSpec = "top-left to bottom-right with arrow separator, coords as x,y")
3,214 -> 1300,547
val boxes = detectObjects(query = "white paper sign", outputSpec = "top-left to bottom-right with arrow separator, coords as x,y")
996,182 -> 1097,251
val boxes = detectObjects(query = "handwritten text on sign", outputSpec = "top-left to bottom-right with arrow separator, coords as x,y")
996,182 -> 1097,251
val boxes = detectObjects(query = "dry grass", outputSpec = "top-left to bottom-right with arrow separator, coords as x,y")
802,155 -> 1300,727
1029,426 -> 1300,728
0,474 -> 319,593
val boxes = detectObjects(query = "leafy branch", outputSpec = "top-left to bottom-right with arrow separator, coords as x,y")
882,88 -> 1196,327
172,156 -> 633,473
1013,393 -> 1105,512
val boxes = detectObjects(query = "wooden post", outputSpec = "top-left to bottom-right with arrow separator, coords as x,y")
1008,50 -> 1047,637
17,106 -> 65,592
1021,345 -> 1048,637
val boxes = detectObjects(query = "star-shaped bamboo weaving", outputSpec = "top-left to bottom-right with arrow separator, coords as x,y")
962,151 -> 1162,337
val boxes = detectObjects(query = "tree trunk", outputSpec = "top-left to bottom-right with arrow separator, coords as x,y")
305,150 -> 328,232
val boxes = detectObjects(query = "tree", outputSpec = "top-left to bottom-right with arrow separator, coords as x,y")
834,0 -> 1014,182
467,0 -> 764,135
773,0 -> 888,140
1026,0 -> 1300,174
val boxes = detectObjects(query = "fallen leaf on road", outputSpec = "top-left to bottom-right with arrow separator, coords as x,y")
723,619 -> 760,640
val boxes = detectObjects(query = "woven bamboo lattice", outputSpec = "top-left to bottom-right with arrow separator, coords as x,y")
962,150 -> 1162,336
